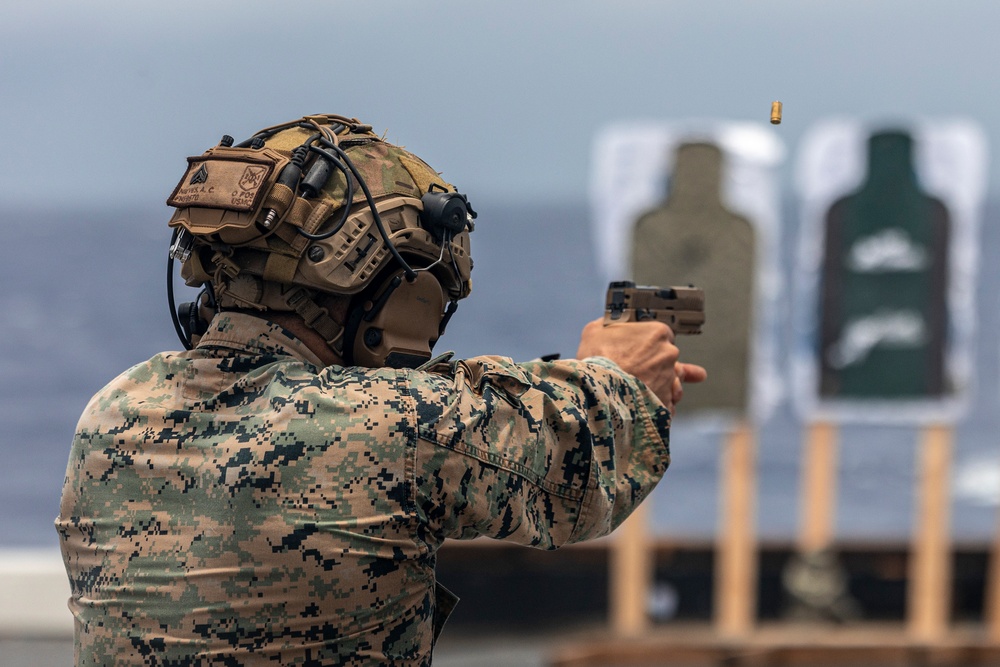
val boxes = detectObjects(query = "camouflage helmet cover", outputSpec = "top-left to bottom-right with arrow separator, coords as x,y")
167,114 -> 474,318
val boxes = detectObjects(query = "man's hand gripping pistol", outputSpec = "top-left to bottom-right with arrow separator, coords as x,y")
603,281 -> 705,335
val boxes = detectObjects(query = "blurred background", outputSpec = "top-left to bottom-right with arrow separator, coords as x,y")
3,1 -> 1000,665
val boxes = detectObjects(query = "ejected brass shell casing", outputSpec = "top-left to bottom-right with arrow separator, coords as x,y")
770,101 -> 782,124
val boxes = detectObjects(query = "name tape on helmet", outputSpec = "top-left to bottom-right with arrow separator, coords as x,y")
168,148 -> 286,214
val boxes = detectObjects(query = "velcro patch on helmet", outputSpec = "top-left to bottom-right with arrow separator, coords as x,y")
168,149 -> 283,213
397,152 -> 452,195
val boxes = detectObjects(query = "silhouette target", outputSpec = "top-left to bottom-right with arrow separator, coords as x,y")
817,130 -> 950,399
632,142 -> 756,415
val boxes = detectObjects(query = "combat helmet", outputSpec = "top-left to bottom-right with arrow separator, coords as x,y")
166,114 -> 476,369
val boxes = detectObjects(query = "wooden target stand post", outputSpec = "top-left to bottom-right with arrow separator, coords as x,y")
907,422 -> 954,642
608,420 -> 759,639
988,494 -> 1000,642
799,420 -> 955,641
714,419 -> 759,638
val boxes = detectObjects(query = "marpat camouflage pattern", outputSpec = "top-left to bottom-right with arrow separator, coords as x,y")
56,312 -> 671,666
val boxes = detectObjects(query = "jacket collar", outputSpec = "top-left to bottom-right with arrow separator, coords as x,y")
195,312 -> 326,368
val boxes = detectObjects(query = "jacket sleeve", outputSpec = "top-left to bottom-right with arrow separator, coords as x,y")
409,355 -> 670,549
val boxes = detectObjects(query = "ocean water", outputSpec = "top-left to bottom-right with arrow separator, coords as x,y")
2,200 -> 999,549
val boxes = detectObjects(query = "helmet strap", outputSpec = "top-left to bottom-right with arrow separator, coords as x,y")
284,288 -> 345,356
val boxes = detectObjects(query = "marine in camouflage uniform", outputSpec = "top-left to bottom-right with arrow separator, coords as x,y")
57,313 -> 671,665
56,115 -> 699,666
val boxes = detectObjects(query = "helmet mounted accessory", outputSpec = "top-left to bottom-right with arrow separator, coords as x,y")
420,183 -> 477,240
164,114 -> 476,367
343,266 -> 447,369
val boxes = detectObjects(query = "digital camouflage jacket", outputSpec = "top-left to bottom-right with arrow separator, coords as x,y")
56,312 -> 671,666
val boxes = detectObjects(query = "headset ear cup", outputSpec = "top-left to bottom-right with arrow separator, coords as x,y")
342,268 -> 447,369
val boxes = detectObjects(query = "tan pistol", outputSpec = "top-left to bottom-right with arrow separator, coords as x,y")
603,281 -> 705,335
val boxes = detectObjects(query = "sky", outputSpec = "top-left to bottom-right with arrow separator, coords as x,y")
2,0 -> 998,210
4,1 -> 1000,550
